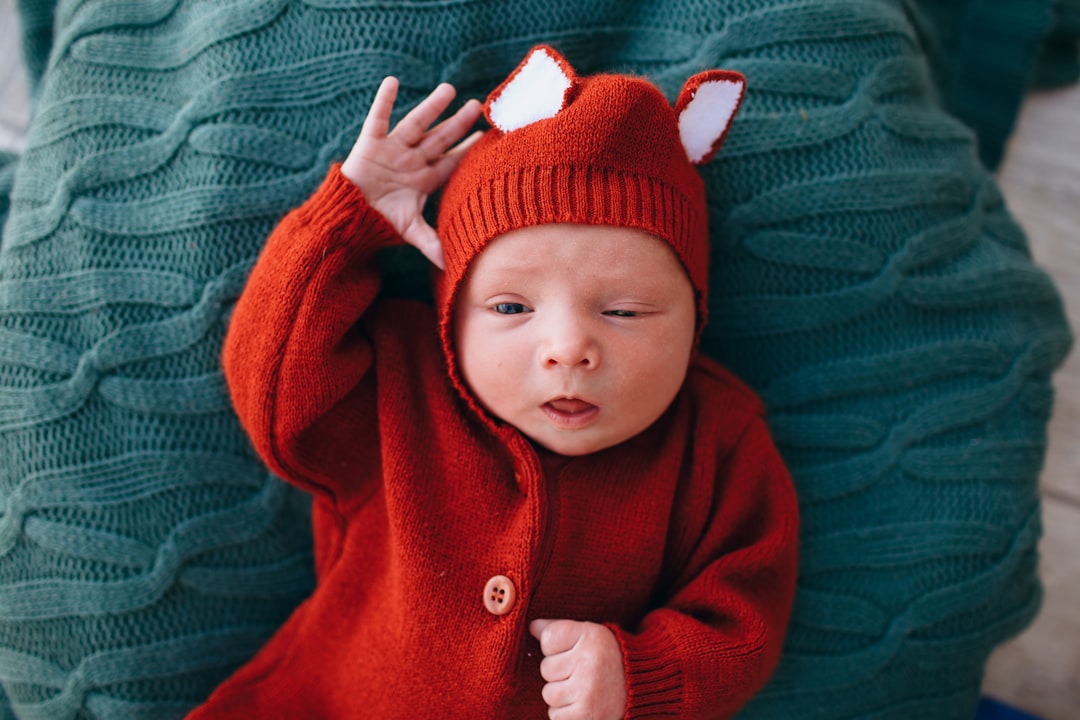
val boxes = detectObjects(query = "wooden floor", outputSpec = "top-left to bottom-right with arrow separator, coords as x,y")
0,0 -> 1076,716
984,83 -> 1080,720
0,0 -> 28,155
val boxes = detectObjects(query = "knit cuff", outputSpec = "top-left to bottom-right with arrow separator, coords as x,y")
608,623 -> 684,718
292,164 -> 402,252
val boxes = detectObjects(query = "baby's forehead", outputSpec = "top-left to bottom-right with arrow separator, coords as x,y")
459,223 -> 692,291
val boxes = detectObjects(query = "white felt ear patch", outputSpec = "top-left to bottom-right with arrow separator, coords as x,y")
487,47 -> 574,133
677,73 -> 746,165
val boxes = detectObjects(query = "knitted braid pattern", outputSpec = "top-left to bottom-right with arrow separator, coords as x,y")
0,1 -> 1071,718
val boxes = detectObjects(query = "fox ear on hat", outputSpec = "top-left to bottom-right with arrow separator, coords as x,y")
675,70 -> 747,165
485,45 -> 577,133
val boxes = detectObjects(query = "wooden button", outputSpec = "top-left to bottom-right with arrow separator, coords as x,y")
482,575 -> 516,616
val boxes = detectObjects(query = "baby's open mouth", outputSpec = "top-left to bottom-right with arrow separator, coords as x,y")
542,398 -> 599,428
547,398 -> 594,414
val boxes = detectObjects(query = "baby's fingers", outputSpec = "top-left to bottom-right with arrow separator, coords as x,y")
390,82 -> 459,147
540,679 -> 575,715
418,99 -> 483,160
539,647 -> 574,684
360,76 -> 400,139
430,130 -> 485,186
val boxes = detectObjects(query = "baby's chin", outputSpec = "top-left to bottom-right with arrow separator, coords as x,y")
524,428 -> 636,458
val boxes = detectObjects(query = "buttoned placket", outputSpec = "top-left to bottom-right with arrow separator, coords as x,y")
483,431 -> 562,685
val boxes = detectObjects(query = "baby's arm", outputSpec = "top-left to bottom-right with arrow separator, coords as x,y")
613,415 -> 798,718
223,81 -> 480,497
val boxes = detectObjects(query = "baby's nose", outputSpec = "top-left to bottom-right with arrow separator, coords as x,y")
540,317 -> 599,369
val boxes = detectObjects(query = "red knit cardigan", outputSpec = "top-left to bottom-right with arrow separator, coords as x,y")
189,168 -> 799,719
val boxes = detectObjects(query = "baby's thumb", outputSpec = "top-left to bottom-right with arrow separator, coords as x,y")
403,221 -> 445,270
529,619 -> 553,641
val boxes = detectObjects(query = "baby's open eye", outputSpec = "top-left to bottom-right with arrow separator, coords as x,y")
494,302 -> 528,315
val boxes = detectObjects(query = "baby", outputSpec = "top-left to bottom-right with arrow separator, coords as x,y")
191,46 -> 798,719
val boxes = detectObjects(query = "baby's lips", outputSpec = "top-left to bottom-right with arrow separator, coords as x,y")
547,398 -> 596,414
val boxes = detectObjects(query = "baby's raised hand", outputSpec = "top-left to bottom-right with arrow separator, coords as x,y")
342,77 -> 483,268
530,619 -> 627,720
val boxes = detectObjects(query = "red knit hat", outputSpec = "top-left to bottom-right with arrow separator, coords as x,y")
436,45 -> 746,332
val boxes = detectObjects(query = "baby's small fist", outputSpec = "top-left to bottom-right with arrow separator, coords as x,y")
530,619 -> 627,720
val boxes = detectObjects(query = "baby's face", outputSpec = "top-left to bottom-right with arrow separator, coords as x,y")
453,223 -> 696,456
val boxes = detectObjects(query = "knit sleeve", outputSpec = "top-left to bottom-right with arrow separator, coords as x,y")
222,165 -> 401,504
610,416 -> 799,719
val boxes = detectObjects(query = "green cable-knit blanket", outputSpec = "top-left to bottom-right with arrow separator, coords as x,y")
0,1 -> 1076,718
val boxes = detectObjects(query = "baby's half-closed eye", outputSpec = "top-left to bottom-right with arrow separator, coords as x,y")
493,302 -> 529,315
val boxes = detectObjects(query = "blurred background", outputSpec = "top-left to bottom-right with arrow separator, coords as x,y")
982,80 -> 1080,720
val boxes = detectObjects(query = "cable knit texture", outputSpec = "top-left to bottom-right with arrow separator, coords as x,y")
0,1 -> 1075,718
